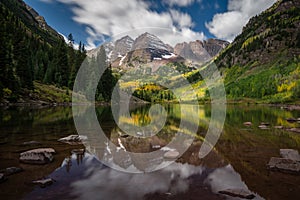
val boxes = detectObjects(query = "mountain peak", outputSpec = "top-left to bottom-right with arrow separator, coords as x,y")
132,32 -> 168,51
117,35 -> 133,41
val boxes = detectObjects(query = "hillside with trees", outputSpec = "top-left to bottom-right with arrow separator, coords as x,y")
214,0 -> 300,103
0,0 -> 117,104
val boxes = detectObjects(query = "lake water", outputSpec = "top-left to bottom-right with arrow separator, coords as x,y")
0,104 -> 299,200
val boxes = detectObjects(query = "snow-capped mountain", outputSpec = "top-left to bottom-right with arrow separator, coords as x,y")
131,32 -> 170,52
119,32 -> 173,66
110,35 -> 134,61
87,32 -> 229,68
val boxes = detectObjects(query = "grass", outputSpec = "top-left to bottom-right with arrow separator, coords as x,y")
20,81 -> 87,104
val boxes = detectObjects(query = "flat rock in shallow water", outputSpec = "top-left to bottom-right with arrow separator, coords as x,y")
274,126 -> 283,129
20,148 -> 55,165
287,128 -> 300,133
258,125 -> 269,129
260,122 -> 270,126
32,178 -> 54,188
58,135 -> 87,145
218,188 -> 255,199
280,149 -> 300,162
22,141 -> 41,146
0,167 -> 23,176
267,157 -> 300,174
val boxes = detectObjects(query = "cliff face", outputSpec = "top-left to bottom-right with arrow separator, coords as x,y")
1,0 -> 63,45
24,3 -> 60,38
174,39 -> 229,62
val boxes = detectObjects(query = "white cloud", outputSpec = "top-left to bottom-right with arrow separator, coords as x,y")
170,9 -> 194,28
47,0 -> 206,49
39,0 -> 53,3
206,0 -> 276,41
163,0 -> 200,7
59,32 -> 80,49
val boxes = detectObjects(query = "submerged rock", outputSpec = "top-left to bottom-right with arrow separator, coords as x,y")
0,173 -> 7,183
267,157 -> 300,174
150,136 -> 165,149
0,167 -> 23,176
218,188 -> 255,199
32,178 -> 55,188
20,148 -> 55,165
58,135 -> 87,145
280,149 -> 300,162
164,150 -> 180,159
22,141 -> 41,146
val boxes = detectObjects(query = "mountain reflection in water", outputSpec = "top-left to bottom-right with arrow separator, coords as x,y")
25,149 -> 262,200
2,105 -> 300,200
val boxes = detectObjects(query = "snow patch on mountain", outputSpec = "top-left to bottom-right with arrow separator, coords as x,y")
162,53 -> 176,59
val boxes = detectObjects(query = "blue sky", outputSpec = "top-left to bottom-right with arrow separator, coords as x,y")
24,0 -> 276,49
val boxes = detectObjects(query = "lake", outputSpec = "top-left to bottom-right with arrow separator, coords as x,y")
0,104 -> 299,200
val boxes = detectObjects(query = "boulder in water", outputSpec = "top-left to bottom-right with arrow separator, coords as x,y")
20,148 -> 55,164
267,157 -> 300,174
32,178 -> 55,188
58,135 -> 87,145
0,167 -> 23,176
243,122 -> 252,126
22,141 -> 41,146
164,150 -> 180,159
280,149 -> 300,162
287,128 -> 300,133
219,188 -> 255,199
258,124 -> 269,129
0,173 -> 7,183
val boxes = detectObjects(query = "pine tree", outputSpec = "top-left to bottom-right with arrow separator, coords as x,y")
95,45 -> 115,101
67,33 -> 74,47
53,39 -> 69,87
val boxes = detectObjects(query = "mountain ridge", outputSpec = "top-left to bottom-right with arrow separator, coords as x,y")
88,32 -> 229,69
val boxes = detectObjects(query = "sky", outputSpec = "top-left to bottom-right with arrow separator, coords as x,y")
23,0 -> 276,50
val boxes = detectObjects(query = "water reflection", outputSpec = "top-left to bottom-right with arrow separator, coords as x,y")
71,154 -> 203,200
25,146 -> 263,200
1,105 -> 300,200
78,104 -> 206,173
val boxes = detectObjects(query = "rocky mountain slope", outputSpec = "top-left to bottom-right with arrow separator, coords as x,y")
89,32 -> 229,69
174,39 -> 229,62
1,0 -> 63,45
216,0 -> 299,68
